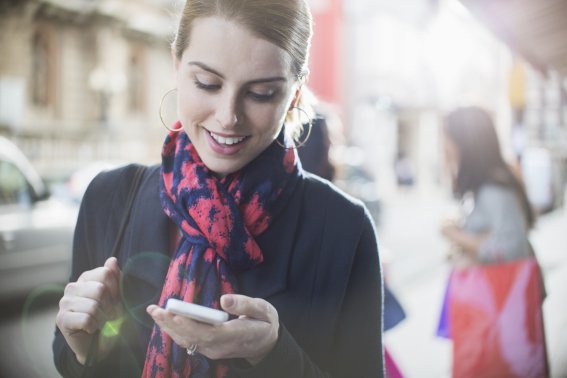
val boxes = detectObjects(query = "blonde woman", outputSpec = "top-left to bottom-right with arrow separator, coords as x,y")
53,1 -> 383,377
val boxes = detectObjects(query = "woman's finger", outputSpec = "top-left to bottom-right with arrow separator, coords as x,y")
148,306 -> 204,348
59,296 -> 107,327
77,262 -> 121,300
103,257 -> 122,299
56,310 -> 99,335
221,294 -> 277,323
63,281 -> 118,319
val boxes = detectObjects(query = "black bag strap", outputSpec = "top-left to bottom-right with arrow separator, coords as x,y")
110,165 -> 146,258
81,165 -> 146,378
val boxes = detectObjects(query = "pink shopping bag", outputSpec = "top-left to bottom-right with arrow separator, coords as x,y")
448,257 -> 548,378
385,347 -> 404,378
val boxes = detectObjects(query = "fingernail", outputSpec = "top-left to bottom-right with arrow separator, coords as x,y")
104,257 -> 115,267
222,295 -> 234,308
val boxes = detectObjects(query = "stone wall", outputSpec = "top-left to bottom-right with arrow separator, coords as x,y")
0,0 -> 175,174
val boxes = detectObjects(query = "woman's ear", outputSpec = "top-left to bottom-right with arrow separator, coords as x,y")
289,86 -> 303,110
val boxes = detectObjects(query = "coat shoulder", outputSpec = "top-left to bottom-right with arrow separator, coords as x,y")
301,172 -> 368,225
82,163 -> 158,207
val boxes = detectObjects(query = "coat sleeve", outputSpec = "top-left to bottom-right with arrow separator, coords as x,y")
232,206 -> 384,377
52,165 -> 142,377
52,197 -> 90,377
52,169 -> 109,377
325,208 -> 384,377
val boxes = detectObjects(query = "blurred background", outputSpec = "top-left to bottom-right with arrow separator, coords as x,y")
0,0 -> 566,377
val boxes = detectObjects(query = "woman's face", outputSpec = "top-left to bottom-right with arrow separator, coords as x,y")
443,132 -> 460,182
174,16 -> 300,177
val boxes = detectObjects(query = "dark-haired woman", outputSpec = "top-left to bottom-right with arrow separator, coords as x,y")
441,106 -> 535,264
440,106 -> 548,377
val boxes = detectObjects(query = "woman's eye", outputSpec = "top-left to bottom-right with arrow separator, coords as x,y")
248,90 -> 277,102
194,79 -> 220,91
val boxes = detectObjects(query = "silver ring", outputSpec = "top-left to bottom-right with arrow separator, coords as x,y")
186,344 -> 198,356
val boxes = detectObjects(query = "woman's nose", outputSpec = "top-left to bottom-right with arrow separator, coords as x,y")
216,94 -> 240,129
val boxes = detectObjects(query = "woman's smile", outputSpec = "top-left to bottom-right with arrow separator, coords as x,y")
205,128 -> 250,155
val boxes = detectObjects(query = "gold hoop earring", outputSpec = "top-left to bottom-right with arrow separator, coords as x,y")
276,106 -> 313,149
159,88 -> 183,132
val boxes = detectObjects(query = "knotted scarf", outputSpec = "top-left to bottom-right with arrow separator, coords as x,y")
142,123 -> 301,377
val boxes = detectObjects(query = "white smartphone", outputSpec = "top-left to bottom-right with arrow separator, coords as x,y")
165,298 -> 229,325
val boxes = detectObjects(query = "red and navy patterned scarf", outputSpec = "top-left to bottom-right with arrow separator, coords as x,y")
142,123 -> 300,377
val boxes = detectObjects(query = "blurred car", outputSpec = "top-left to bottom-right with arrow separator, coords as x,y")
0,136 -> 78,301
333,146 -> 382,227
62,161 -> 125,204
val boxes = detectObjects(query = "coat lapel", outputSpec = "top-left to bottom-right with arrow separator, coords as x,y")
238,179 -> 304,299
120,166 -> 171,328
120,165 -> 304,313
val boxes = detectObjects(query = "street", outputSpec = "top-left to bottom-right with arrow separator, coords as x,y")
0,292 -> 62,378
0,188 -> 565,378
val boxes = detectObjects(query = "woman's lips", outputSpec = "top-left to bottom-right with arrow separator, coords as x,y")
206,130 -> 249,155
209,131 -> 246,145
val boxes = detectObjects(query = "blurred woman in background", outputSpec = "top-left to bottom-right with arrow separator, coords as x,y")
440,106 -> 548,378
441,106 -> 535,264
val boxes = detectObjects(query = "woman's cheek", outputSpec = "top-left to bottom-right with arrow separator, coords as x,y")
264,103 -> 288,129
178,90 -> 208,123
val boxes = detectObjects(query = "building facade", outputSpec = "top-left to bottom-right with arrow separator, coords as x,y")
0,0 -> 177,174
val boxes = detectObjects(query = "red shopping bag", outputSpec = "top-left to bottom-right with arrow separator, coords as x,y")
448,258 -> 548,378
385,347 -> 404,378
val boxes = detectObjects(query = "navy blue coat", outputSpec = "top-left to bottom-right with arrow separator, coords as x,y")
53,164 -> 383,377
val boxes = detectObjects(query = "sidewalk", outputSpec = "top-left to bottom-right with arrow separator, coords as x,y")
379,189 -> 567,378
532,208 -> 567,377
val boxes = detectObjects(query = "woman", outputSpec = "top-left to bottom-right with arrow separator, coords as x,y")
53,1 -> 384,377
441,106 -> 535,263
440,106 -> 548,377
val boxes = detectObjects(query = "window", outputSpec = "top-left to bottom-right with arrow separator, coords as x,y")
31,25 -> 55,107
0,160 -> 29,206
128,45 -> 146,112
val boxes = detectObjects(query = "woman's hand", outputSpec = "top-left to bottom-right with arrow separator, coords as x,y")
440,219 -> 461,241
440,220 -> 488,262
147,294 -> 279,365
55,257 -> 123,365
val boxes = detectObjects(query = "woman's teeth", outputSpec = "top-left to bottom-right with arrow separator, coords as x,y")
210,132 -> 246,145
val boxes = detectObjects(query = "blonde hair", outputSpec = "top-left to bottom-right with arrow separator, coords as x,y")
173,0 -> 312,81
173,0 -> 313,142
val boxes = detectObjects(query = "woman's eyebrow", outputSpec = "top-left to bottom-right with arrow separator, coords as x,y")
189,61 -> 224,78
248,77 -> 287,85
188,61 -> 288,84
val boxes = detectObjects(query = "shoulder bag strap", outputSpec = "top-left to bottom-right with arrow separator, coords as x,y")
110,165 -> 146,258
81,164 -> 146,378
